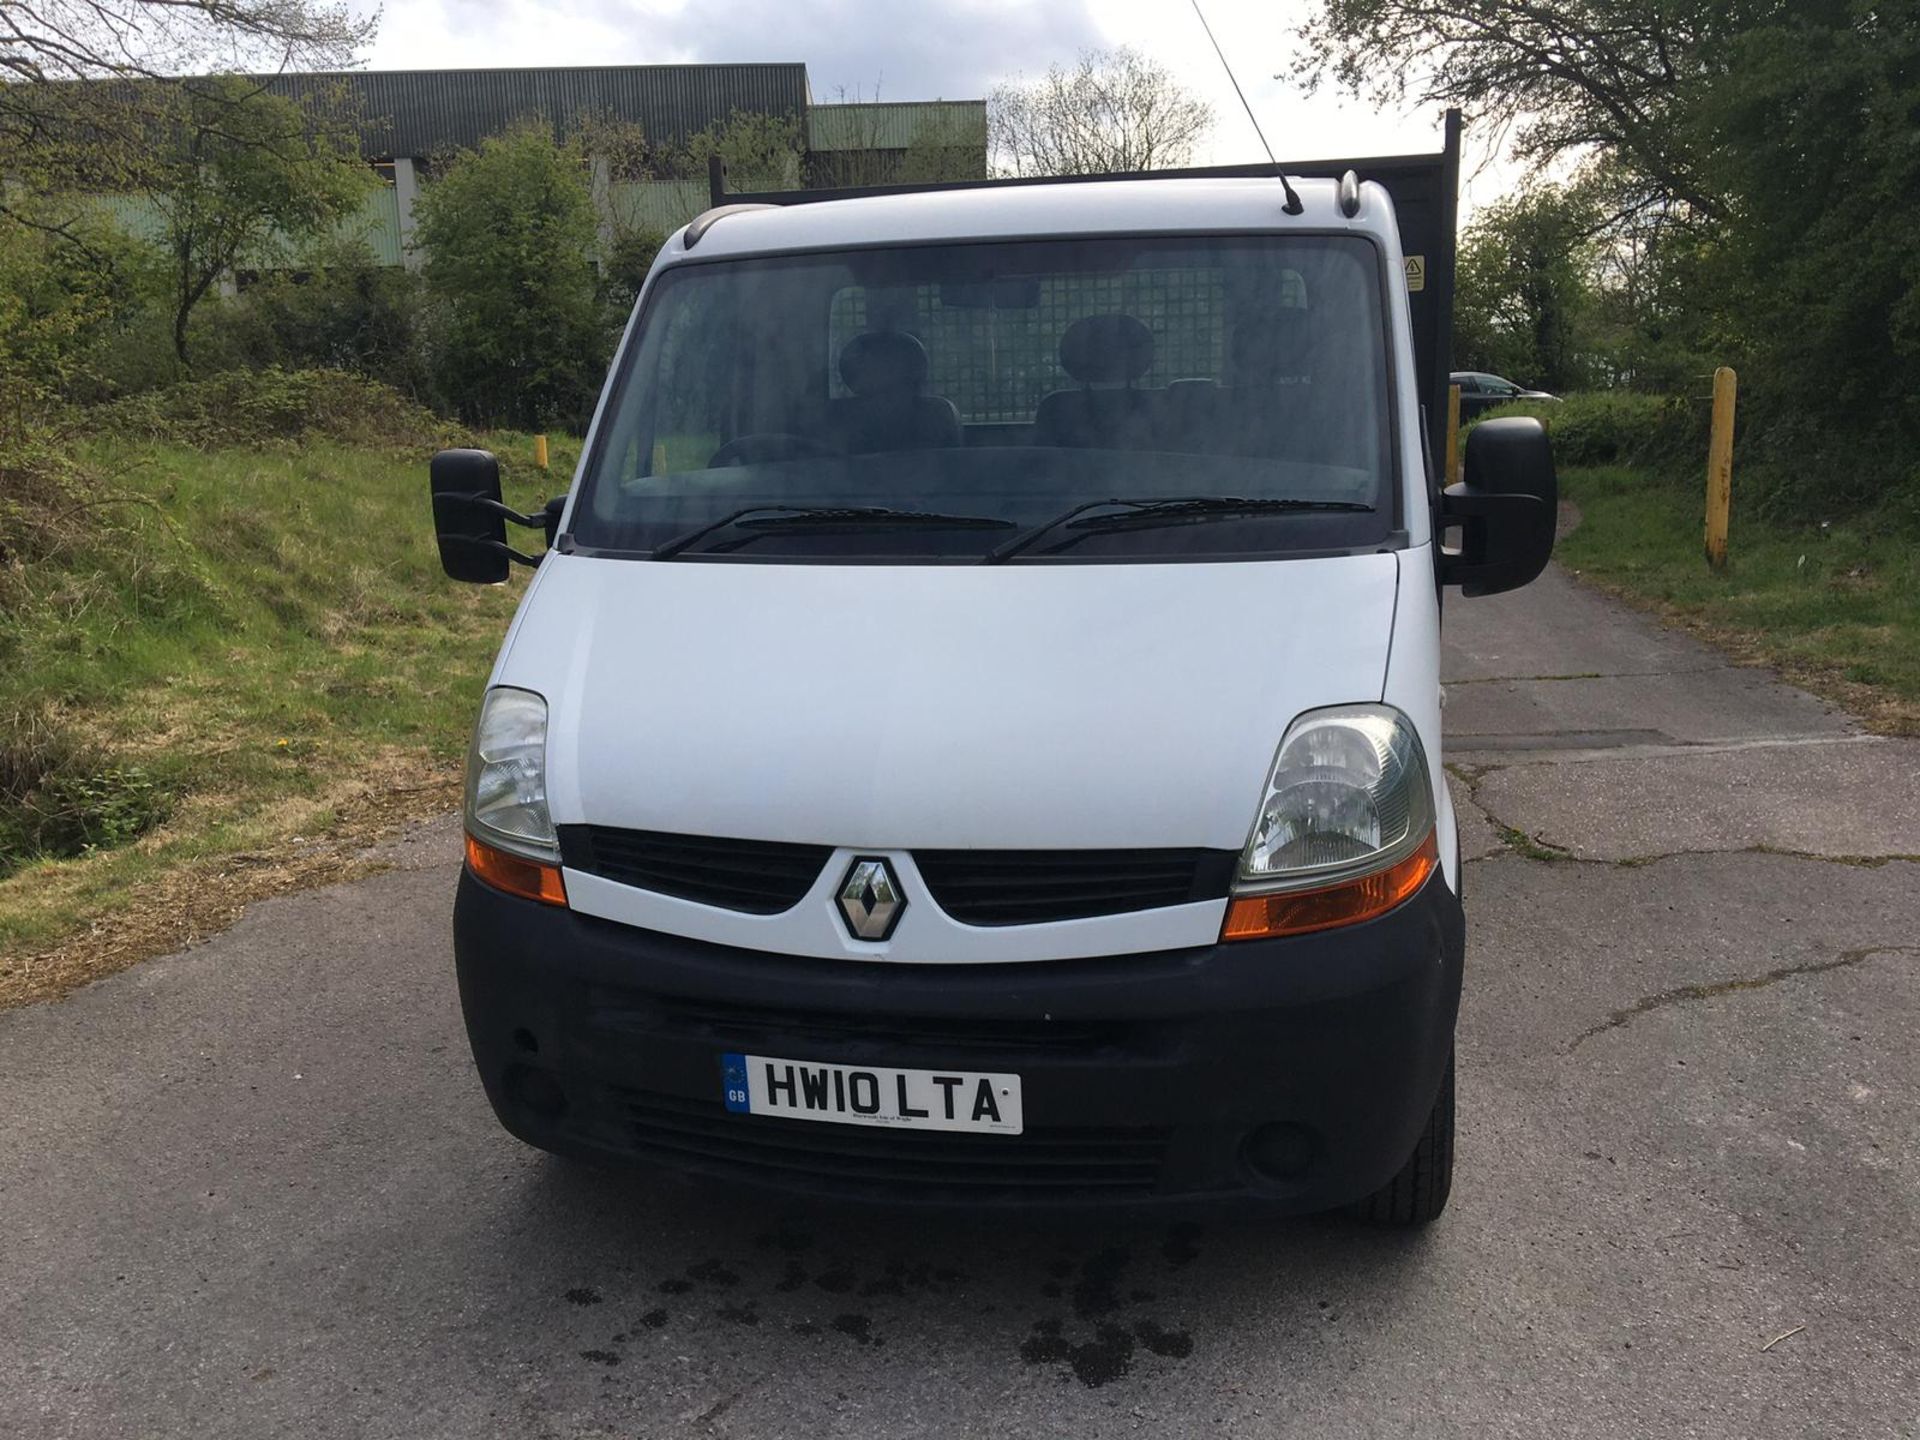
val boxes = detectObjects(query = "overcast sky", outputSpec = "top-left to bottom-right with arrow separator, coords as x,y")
354,0 -> 1517,209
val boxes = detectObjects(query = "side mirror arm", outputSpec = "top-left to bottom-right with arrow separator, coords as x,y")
442,492 -> 568,565
436,533 -> 543,569
460,494 -> 551,530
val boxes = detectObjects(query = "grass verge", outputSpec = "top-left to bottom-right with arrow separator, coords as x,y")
1556,466 -> 1920,735
0,425 -> 573,1007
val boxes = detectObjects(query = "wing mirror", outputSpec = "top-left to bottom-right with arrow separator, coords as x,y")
430,449 -> 561,584
1438,417 -> 1557,596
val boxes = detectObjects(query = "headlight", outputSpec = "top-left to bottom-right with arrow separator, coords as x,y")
464,686 -> 558,862
1226,704 -> 1438,939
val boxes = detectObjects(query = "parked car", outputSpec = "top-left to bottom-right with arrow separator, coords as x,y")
1451,371 -> 1560,419
428,120 -> 1557,1227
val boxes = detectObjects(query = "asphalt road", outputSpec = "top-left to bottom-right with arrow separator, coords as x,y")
4,568 -> 1917,1439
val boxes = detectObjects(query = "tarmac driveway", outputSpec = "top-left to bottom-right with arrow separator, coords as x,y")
3,567 -> 1916,1438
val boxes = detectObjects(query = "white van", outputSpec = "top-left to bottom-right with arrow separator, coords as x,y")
429,124 -> 1556,1225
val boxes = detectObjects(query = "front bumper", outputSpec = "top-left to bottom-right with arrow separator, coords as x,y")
453,866 -> 1464,1214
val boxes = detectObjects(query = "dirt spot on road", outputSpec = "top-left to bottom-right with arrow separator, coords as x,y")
686,1259 -> 740,1288
1019,1246 -> 1200,1388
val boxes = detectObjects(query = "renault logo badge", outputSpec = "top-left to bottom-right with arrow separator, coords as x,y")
837,856 -> 905,941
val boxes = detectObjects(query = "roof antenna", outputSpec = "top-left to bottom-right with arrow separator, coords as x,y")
1189,0 -> 1302,214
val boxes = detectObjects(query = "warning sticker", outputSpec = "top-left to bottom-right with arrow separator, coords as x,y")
1404,255 -> 1426,292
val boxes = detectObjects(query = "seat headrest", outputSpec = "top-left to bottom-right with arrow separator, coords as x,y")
1059,314 -> 1154,385
1231,308 -> 1314,383
839,331 -> 929,396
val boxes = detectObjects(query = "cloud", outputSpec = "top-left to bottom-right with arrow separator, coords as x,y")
356,0 -> 1516,210
363,0 -> 1102,101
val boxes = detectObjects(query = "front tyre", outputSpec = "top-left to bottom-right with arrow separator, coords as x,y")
1349,1052 -> 1454,1226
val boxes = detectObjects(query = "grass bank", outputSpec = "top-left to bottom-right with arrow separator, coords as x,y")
1556,465 -> 1920,734
0,418 -> 569,1006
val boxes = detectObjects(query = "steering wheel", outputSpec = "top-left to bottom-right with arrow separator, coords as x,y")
707,433 -> 838,467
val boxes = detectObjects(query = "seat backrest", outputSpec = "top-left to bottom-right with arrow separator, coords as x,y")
1033,315 -> 1158,450
1229,306 -> 1315,390
1161,377 -> 1222,453
825,331 -> 961,455
1221,307 -> 1330,459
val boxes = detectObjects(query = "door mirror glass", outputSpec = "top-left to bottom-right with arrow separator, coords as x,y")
430,449 -> 509,584
1439,417 -> 1556,596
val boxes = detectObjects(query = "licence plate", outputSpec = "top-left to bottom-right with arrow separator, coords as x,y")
722,1052 -> 1023,1135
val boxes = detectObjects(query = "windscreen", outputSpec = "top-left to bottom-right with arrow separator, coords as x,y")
573,235 -> 1394,562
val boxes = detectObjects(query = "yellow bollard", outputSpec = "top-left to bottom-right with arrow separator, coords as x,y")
534,433 -> 550,471
1703,367 -> 1736,570
1445,384 -> 1462,486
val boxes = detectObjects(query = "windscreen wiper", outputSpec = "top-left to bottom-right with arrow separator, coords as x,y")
980,496 -> 1377,565
651,505 -> 1013,560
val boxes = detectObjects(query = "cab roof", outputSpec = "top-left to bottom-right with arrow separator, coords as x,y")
661,176 -> 1401,264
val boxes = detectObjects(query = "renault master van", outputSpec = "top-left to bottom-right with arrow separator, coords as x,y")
429,121 -> 1557,1225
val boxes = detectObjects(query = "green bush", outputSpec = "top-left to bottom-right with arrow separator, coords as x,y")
414,123 -> 607,430
1472,390 -> 1702,470
601,224 -> 667,325
0,214 -> 177,420
193,236 -> 431,398
70,302 -> 188,405
97,367 -> 458,452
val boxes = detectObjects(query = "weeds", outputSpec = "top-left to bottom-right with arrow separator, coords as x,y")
1,405 -> 552,966
1494,822 -> 1574,863
96,367 -> 464,454
0,714 -> 172,877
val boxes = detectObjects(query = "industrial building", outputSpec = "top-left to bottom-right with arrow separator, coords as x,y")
105,63 -> 988,270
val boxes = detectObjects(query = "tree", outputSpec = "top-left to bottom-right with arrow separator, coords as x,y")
1293,0 -> 1920,516
1454,186 -> 1600,391
897,112 -> 991,184
990,48 -> 1213,177
412,123 -> 605,430
572,112 -> 655,182
1689,4 -> 1920,462
680,108 -> 803,187
1291,0 -> 1725,220
142,76 -> 372,366
806,84 -> 989,189
1,0 -> 371,244
1,0 -> 366,81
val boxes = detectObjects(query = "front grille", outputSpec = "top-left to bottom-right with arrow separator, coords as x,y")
623,993 -> 1166,1061
617,1089 -> 1167,1195
560,825 -> 1236,926
559,826 -> 831,915
915,848 -> 1236,925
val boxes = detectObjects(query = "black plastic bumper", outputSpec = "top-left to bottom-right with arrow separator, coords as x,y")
453,866 -> 1464,1214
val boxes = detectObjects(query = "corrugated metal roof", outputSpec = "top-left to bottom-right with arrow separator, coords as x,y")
264,64 -> 811,159
807,101 -> 987,152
